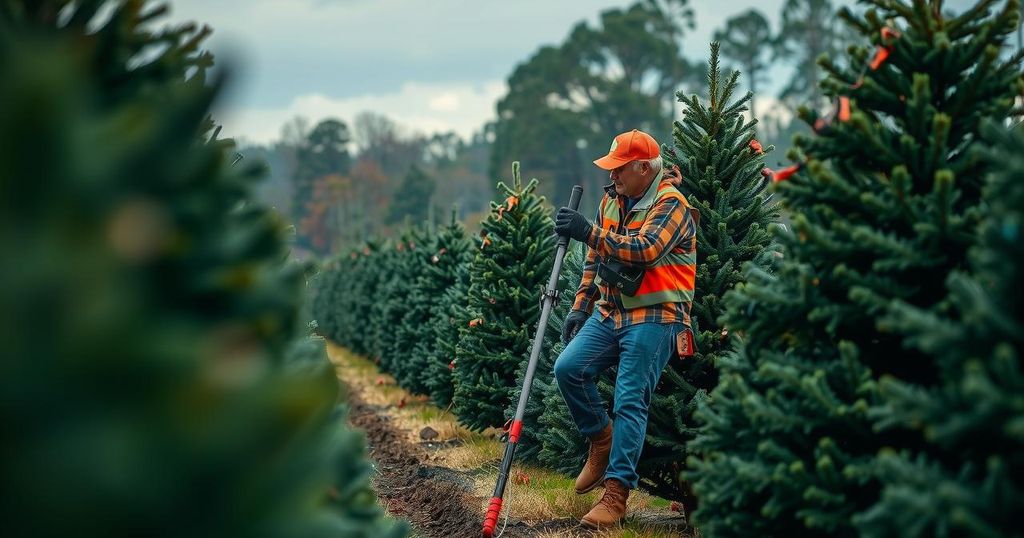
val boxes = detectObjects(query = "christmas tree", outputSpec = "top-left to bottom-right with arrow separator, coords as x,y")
452,162 -> 559,431
636,43 -> 779,503
417,212 -> 475,406
688,1 -> 1024,535
378,227 -> 433,389
311,256 -> 344,342
313,240 -> 382,356
346,240 -> 386,356
855,122 -> 1024,537
425,268 -> 470,407
0,2 -> 405,536
368,237 -> 408,368
393,224 -> 443,395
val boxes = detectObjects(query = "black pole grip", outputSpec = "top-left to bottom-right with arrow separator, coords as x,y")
558,185 -> 584,248
568,184 -> 583,211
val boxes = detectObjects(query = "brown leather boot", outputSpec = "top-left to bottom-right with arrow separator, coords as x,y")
574,421 -> 613,494
580,478 -> 630,528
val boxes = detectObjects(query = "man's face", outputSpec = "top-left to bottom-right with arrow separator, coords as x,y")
609,160 -> 650,198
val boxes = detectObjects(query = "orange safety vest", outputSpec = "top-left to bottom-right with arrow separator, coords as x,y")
593,173 -> 697,309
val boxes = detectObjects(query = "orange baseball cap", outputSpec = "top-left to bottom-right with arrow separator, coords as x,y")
593,129 -> 660,170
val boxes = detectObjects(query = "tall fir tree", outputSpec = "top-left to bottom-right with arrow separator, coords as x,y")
0,2 -> 405,536
292,118 -> 352,250
418,212 -> 475,407
633,43 -> 780,503
854,122 -> 1024,537
688,1 -> 1024,536
452,162 -> 559,431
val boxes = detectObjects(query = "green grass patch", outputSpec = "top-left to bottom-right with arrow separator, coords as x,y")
646,496 -> 672,508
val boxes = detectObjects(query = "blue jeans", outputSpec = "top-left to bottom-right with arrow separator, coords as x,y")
553,313 -> 684,490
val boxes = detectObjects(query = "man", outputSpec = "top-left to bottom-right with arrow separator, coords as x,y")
552,128 -> 697,529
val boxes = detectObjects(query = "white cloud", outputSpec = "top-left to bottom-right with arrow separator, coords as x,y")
217,79 -> 506,146
429,92 -> 461,113
751,96 -> 794,124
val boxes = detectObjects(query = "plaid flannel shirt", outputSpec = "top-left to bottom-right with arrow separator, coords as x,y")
571,182 -> 695,329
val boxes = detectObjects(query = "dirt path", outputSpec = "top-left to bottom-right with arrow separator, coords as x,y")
332,343 -> 694,537
347,390 -> 582,537
347,392 -> 483,536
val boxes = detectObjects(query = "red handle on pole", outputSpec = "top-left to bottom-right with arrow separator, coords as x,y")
481,496 -> 504,537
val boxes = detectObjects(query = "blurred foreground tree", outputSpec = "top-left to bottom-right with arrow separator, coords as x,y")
688,1 -> 1024,535
0,2 -> 406,536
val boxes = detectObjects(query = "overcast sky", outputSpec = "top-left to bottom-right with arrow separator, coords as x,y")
168,0 -> 975,145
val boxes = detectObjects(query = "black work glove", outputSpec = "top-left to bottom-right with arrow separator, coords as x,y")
561,310 -> 589,345
554,207 -> 593,243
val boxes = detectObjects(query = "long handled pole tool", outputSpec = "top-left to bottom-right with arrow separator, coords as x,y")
481,184 -> 583,538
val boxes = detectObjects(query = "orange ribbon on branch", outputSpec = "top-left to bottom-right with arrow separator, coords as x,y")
762,164 -> 802,183
813,25 -> 901,135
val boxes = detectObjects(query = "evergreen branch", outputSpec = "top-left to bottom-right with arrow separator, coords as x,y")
946,0 -> 1004,36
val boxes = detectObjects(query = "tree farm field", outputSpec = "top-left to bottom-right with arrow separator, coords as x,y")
327,342 -> 697,537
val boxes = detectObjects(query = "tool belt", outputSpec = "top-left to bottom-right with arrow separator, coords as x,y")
596,259 -> 644,296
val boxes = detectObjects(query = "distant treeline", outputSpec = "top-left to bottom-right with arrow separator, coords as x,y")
248,0 -> 879,256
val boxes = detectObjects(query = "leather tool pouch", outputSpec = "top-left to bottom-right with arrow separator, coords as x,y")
596,259 -> 644,296
676,327 -> 696,359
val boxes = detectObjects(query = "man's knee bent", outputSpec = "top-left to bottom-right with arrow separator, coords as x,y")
553,351 -> 579,386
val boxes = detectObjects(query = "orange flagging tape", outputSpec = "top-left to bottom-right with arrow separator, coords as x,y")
772,164 -> 801,182
869,46 -> 891,70
838,97 -> 851,121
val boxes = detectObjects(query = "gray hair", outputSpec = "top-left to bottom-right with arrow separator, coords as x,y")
632,156 -> 663,175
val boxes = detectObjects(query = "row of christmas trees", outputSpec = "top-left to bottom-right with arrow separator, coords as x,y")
313,1 -> 1024,535
2,2 -> 406,537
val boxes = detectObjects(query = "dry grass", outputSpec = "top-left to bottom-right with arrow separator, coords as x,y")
327,342 -> 697,538
328,343 -> 503,460
471,465 -> 692,537
532,526 -> 697,538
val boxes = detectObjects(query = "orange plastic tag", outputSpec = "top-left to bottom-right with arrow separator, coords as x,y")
676,328 -> 695,359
